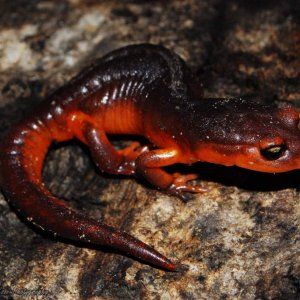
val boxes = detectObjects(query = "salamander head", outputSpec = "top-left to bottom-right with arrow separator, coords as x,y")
189,100 -> 300,173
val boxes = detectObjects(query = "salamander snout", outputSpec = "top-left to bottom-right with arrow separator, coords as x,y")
276,107 -> 300,129
255,107 -> 300,171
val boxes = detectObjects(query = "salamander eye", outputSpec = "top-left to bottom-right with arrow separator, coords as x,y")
260,144 -> 286,160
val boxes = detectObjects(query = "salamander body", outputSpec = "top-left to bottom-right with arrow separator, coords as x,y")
1,44 -> 300,271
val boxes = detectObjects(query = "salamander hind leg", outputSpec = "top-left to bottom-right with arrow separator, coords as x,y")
117,142 -> 149,162
83,123 -> 147,176
171,173 -> 207,196
135,148 -> 206,201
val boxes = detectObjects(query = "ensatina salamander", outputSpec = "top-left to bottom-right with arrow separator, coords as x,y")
1,44 -> 300,271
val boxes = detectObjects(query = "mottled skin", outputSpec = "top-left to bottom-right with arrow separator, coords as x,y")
1,44 -> 300,271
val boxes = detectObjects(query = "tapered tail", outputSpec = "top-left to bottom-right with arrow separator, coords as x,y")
0,122 -> 176,271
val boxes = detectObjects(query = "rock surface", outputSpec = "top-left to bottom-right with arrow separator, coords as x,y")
0,1 -> 299,299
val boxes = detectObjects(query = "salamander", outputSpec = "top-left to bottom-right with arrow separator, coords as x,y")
1,44 -> 300,271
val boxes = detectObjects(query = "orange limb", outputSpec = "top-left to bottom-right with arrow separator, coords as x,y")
136,148 -> 205,200
83,123 -> 139,175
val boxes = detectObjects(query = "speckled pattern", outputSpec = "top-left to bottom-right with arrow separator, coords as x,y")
0,0 -> 299,299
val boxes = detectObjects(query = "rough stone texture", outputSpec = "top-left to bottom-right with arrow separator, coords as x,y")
0,0 -> 299,299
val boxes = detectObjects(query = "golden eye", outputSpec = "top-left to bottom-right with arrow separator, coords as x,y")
260,145 -> 286,160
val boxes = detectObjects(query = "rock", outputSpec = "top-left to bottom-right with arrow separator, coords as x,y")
0,1 -> 299,299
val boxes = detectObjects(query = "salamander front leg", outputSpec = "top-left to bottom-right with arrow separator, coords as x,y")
83,123 -> 147,176
136,148 -> 206,201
